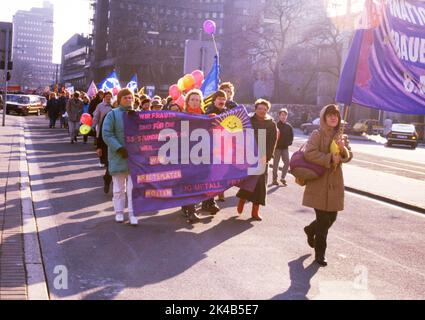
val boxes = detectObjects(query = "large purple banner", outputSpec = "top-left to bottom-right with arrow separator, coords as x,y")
124,107 -> 261,214
336,0 -> 425,115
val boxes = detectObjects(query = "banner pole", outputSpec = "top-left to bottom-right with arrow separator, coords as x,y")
211,34 -> 219,59
341,104 -> 350,135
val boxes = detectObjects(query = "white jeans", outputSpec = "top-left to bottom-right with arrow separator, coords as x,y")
112,174 -> 134,217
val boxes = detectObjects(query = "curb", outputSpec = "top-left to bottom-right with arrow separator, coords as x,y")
270,164 -> 425,215
19,119 -> 49,300
345,186 -> 425,214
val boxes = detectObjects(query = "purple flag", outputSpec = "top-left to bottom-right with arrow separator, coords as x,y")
87,81 -> 98,99
124,107 -> 261,214
336,0 -> 425,115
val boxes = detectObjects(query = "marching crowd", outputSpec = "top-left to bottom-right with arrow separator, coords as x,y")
44,82 -> 352,267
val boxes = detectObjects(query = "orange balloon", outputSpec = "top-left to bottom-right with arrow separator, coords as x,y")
182,74 -> 196,91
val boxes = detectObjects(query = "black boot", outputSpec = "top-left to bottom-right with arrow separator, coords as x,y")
103,175 -> 111,194
182,207 -> 189,218
314,238 -> 328,267
304,226 -> 315,248
103,180 -> 110,194
315,255 -> 328,267
201,200 -> 220,215
187,206 -> 200,223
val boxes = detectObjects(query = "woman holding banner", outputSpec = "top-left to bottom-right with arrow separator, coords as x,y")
102,88 -> 138,226
236,99 -> 277,221
181,89 -> 206,222
202,90 -> 228,215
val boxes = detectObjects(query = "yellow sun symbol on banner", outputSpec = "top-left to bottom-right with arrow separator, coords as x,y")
214,109 -> 251,133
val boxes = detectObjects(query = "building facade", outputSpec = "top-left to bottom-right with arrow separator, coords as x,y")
90,0 -> 226,96
60,34 -> 91,91
11,1 -> 56,91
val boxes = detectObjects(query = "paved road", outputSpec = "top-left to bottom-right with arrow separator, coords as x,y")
293,132 -> 425,181
23,116 -> 425,300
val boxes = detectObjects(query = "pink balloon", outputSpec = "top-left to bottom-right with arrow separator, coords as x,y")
175,95 -> 185,109
169,84 -> 181,100
203,20 -> 216,35
191,70 -> 204,87
80,113 -> 93,127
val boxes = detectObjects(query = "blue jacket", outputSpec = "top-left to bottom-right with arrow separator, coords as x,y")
83,103 -> 90,114
102,107 -> 128,175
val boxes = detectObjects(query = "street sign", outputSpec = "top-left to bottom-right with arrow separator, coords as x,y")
145,85 -> 155,97
184,40 -> 217,75
1,22 -> 12,127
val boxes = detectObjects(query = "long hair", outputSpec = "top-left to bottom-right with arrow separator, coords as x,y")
184,89 -> 204,112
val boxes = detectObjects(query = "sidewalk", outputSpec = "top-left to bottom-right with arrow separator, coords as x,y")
0,115 -> 48,300
344,164 -> 425,212
0,116 -> 27,300
294,128 -> 425,147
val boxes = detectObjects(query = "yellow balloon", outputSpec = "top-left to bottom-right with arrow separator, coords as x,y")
177,78 -> 185,92
79,124 -> 91,135
182,74 -> 195,90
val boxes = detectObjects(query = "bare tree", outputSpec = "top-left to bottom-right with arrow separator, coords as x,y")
10,60 -> 33,88
301,17 -> 345,80
280,45 -> 318,104
244,0 -> 304,102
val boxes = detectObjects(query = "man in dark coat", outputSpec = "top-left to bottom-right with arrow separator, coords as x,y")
89,90 -> 104,116
202,90 -> 229,214
272,108 -> 294,186
46,92 -> 60,128
96,113 -> 112,193
57,91 -> 69,129
219,82 -> 238,110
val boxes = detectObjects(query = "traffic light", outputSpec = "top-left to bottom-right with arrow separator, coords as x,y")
6,71 -> 11,81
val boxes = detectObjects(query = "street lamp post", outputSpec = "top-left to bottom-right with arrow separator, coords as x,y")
2,28 -> 10,127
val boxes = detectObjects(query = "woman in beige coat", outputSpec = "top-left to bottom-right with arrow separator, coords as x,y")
302,104 -> 353,266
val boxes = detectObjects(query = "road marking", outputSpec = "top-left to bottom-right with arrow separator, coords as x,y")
381,159 -> 425,170
350,158 -> 425,177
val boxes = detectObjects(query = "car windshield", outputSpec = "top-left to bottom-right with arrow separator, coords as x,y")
392,124 -> 415,133
7,95 -> 20,102
312,118 -> 320,125
18,96 -> 30,104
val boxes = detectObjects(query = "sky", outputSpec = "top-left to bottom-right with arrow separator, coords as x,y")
0,0 -> 366,64
0,0 -> 91,64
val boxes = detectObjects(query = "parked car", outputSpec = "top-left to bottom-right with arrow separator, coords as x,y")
386,123 -> 418,149
353,119 -> 384,135
301,117 -> 350,135
39,96 -> 47,108
412,122 -> 425,142
3,94 -> 44,116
